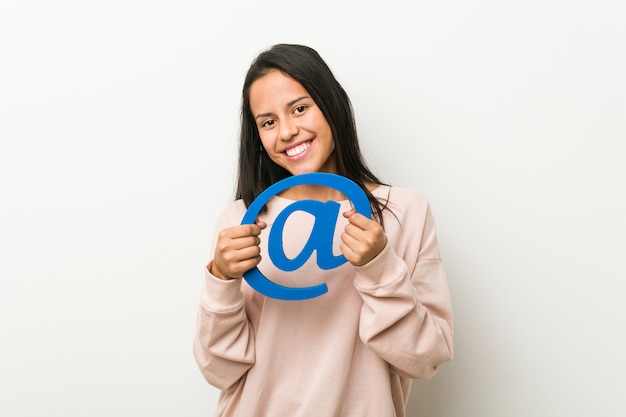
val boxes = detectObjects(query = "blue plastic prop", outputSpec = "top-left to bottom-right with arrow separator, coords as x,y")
240,173 -> 372,300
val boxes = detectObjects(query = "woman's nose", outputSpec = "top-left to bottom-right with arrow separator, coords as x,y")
279,118 -> 299,141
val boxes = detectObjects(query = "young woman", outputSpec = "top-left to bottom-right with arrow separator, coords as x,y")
193,44 -> 453,417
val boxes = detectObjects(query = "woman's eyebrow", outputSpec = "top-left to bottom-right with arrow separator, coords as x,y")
287,96 -> 310,107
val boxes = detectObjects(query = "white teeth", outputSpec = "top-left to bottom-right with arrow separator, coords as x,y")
285,141 -> 311,157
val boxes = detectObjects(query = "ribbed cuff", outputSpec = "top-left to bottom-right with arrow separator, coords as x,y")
353,243 -> 407,291
202,262 -> 244,311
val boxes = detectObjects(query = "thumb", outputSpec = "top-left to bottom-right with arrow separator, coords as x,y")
343,208 -> 355,218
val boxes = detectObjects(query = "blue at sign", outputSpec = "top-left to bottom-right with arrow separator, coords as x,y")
240,173 -> 372,300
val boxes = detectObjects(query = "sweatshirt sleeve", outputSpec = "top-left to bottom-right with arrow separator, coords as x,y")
192,203 -> 256,392
353,194 -> 454,380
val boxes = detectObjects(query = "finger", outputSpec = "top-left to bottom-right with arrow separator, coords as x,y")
216,255 -> 262,279
236,256 -> 263,273
217,235 -> 260,252
227,245 -> 262,263
341,230 -> 374,255
216,226 -> 262,250
339,241 -> 368,266
342,223 -> 361,242
340,230 -> 360,249
216,246 -> 262,277
343,222 -> 375,244
223,224 -> 264,239
346,212 -> 375,229
339,241 -> 357,262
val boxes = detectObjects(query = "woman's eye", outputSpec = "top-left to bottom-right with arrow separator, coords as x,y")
261,119 -> 275,128
294,105 -> 306,114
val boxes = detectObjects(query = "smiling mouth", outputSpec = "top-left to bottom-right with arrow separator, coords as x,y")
284,140 -> 312,157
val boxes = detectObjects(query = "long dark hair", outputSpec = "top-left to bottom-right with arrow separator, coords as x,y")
236,44 -> 388,224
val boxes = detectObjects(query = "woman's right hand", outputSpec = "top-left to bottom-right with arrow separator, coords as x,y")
210,221 -> 267,280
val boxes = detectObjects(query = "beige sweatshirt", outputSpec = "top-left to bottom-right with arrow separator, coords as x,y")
193,185 -> 454,417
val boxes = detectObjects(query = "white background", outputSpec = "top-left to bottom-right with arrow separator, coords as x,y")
1,0 -> 624,416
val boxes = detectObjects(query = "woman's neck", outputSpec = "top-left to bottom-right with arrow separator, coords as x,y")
278,184 -> 347,202
277,181 -> 379,202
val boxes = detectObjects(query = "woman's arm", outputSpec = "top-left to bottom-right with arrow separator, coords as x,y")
351,197 -> 454,379
192,203 -> 261,392
193,268 -> 256,392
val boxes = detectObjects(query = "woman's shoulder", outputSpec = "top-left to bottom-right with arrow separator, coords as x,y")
377,185 -> 438,239
215,199 -> 248,227
374,184 -> 429,208
220,199 -> 248,214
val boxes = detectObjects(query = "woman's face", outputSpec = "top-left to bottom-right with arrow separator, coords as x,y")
249,70 -> 336,176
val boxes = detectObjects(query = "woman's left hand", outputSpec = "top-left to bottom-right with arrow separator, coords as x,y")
340,209 -> 388,266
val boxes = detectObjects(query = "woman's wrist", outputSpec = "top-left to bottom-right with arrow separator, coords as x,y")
208,262 -> 232,281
